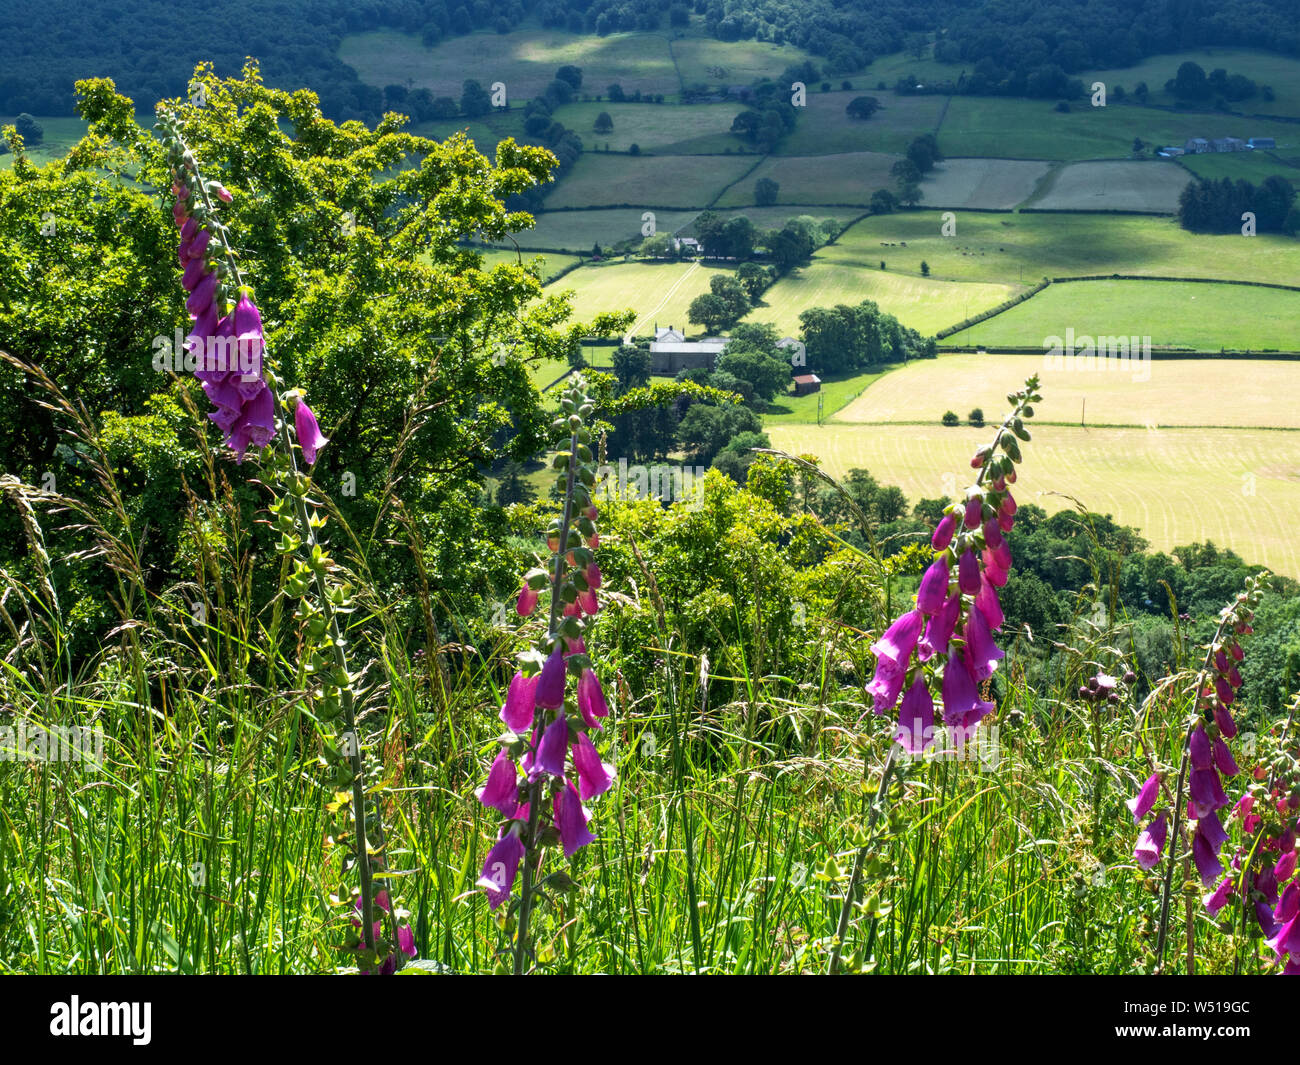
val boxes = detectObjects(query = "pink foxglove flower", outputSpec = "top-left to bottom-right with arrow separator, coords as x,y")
1127,773 -> 1159,824
1134,812 -> 1168,870
576,668 -> 608,729
894,675 -> 934,754
918,593 -> 960,663
932,511 -> 957,551
501,671 -> 538,732
572,731 -> 615,800
517,582 -> 539,616
478,831 -> 525,910
533,715 -> 569,779
940,648 -> 994,730
536,649 -> 566,709
294,397 -> 329,465
916,556 -> 950,615
477,748 -> 520,816
554,782 -> 595,858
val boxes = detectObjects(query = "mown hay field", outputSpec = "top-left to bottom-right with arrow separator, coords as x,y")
552,260 -> 729,334
919,158 -> 1052,209
747,263 -> 1020,335
1029,160 -> 1192,212
767,421 -> 1300,577
835,353 -> 1300,429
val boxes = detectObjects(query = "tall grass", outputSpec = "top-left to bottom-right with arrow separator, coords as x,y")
0,365 -> 1289,975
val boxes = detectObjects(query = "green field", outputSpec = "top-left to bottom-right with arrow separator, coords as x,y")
936,96 -> 1298,160
1178,149 -> 1300,188
499,208 -> 702,251
761,366 -> 899,425
947,279 -> 1300,350
919,158 -> 1051,209
746,263 -> 1019,336
835,353 -> 1300,429
767,421 -> 1300,577
827,211 -> 1300,287
0,115 -> 110,168
774,91 -> 949,155
553,260 -> 732,335
670,35 -> 820,89
542,151 -> 757,208
682,205 -> 865,235
1080,48 -> 1300,119
476,247 -> 581,280
712,151 -> 899,207
340,27 -> 683,100
411,111 -> 528,155
551,100 -> 740,154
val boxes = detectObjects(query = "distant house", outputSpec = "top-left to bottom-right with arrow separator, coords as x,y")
1212,136 -> 1247,153
1248,137 -> 1276,149
674,237 -> 701,256
1184,137 -> 1210,154
648,326 -> 728,374
792,373 -> 822,397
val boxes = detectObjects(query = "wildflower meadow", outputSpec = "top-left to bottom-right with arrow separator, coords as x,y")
1,29 -> 1299,1044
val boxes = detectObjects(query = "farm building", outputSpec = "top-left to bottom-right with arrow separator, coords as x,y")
791,374 -> 822,396
648,326 -> 728,374
1183,136 -> 1250,154
1249,137 -> 1277,149
1156,146 -> 1185,157
674,237 -> 701,256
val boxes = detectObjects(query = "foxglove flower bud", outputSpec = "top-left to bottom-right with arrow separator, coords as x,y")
932,512 -> 957,551
958,549 -> 980,595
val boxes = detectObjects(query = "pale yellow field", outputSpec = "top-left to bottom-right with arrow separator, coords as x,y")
550,260 -> 730,335
767,422 -> 1300,577
746,267 -> 1020,336
835,353 -> 1300,428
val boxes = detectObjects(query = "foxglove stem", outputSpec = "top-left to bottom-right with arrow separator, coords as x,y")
1154,599 -> 1253,973
514,424 -> 580,976
164,115 -> 382,965
828,746 -> 899,975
